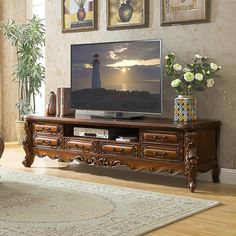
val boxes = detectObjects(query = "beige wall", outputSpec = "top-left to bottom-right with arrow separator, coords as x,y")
0,0 -> 27,141
45,0 -> 236,169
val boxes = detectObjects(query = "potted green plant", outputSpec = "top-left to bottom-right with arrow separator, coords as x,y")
165,52 -> 221,122
0,15 -> 45,143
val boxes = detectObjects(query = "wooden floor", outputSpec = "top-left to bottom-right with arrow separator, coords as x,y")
1,143 -> 236,236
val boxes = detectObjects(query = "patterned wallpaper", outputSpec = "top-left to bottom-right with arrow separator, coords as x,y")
44,0 -> 235,168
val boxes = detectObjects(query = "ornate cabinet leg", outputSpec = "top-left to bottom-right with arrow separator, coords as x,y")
212,167 -> 220,183
185,132 -> 198,193
212,126 -> 221,183
22,120 -> 35,167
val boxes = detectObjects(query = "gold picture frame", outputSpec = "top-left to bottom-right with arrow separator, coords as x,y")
161,0 -> 209,26
62,0 -> 98,33
107,0 -> 149,30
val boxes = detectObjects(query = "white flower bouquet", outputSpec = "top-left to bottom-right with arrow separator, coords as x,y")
165,53 -> 221,95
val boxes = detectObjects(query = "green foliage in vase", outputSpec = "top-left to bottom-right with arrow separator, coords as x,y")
0,15 -> 45,121
165,52 -> 221,95
74,0 -> 86,8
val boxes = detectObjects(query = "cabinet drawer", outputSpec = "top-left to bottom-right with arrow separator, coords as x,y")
141,145 -> 183,162
141,131 -> 183,145
34,137 -> 62,148
34,123 -> 62,135
99,142 -> 138,157
65,138 -> 96,153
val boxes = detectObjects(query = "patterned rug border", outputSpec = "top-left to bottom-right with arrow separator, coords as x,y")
0,168 -> 221,236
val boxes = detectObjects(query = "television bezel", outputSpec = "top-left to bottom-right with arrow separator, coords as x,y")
70,39 -> 163,116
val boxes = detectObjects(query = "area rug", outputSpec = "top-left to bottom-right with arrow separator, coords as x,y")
0,169 -> 220,236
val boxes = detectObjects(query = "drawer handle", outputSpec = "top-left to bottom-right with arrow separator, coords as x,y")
119,148 -> 124,154
75,144 -> 84,148
155,135 -> 166,142
41,127 -> 51,132
154,151 -> 166,158
41,140 -> 52,144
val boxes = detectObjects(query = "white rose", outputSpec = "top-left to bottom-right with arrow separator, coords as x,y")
171,79 -> 181,88
206,71 -> 210,74
210,63 -> 218,71
195,54 -> 202,59
183,67 -> 191,72
173,63 -> 182,71
195,73 -> 204,81
207,78 -> 215,88
165,56 -> 169,60
184,72 -> 194,82
219,66 -> 222,69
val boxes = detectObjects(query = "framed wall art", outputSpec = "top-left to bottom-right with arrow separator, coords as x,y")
62,0 -> 97,32
107,0 -> 149,30
161,0 -> 208,26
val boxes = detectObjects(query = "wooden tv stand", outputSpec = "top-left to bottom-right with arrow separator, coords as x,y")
22,115 -> 221,192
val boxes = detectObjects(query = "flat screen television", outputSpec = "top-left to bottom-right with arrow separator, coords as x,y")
71,40 -> 162,117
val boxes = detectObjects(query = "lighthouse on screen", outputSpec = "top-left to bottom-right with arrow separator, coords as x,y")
91,53 -> 101,88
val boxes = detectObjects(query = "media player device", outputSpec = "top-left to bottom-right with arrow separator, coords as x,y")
73,127 -> 117,139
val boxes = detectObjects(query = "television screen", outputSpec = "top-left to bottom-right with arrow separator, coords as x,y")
71,40 -> 162,114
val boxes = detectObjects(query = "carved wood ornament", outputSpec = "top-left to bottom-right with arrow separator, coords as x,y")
22,121 -> 35,167
184,132 -> 198,192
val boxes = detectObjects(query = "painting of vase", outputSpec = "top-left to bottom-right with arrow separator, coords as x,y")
107,0 -> 149,30
62,0 -> 97,32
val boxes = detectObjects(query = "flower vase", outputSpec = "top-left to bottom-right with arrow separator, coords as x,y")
77,8 -> 86,21
174,95 -> 197,122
